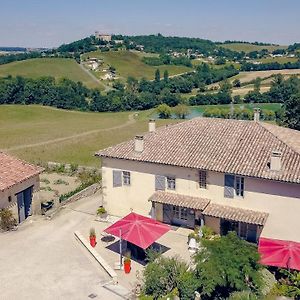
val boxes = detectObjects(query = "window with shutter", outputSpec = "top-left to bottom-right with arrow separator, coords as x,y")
155,175 -> 165,191
113,170 -> 122,187
224,174 -> 235,198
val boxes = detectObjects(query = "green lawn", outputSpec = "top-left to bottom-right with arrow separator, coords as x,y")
220,43 -> 287,53
0,105 -> 175,166
0,58 -> 100,89
82,50 -> 192,81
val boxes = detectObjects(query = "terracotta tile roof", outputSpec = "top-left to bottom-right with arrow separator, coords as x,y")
0,152 -> 43,191
202,203 -> 268,226
96,118 -> 300,184
149,191 -> 210,210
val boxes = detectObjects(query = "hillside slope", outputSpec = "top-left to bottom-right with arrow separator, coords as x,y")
0,58 -> 100,89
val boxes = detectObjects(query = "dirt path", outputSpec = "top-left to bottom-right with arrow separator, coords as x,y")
3,114 -> 136,151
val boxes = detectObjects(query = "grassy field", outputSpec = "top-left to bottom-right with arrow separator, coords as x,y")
0,58 -> 100,89
0,105 -> 176,166
220,43 -> 287,53
1,104 -> 282,166
82,50 -> 192,81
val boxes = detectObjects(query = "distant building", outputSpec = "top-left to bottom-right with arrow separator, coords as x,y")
95,32 -> 112,42
114,40 -> 124,45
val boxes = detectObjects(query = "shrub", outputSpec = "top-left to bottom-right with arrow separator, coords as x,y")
201,225 -> 215,240
0,208 -> 17,231
142,256 -> 188,299
228,291 -> 258,300
97,207 -> 106,215
89,227 -> 96,237
194,232 -> 263,298
178,271 -> 200,300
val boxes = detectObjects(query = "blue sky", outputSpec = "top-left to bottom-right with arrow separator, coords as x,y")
1,0 -> 299,47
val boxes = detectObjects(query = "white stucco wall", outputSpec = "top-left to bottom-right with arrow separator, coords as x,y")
101,157 -> 300,242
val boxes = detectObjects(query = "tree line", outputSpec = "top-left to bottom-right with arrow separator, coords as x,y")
241,60 -> 300,71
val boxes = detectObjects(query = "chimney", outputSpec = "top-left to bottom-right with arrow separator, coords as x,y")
270,150 -> 282,171
148,119 -> 156,132
134,135 -> 144,153
254,108 -> 260,122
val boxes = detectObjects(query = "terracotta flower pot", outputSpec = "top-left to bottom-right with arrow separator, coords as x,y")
124,260 -> 131,274
90,236 -> 96,247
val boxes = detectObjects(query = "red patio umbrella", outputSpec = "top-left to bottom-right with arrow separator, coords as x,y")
104,212 -> 171,249
258,237 -> 300,271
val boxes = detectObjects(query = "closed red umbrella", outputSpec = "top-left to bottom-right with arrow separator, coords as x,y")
258,237 -> 300,271
104,212 -> 171,249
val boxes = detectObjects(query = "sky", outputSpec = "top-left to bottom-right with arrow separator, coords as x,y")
1,0 -> 300,48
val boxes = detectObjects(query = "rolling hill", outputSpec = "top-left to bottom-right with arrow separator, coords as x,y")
0,58 -> 101,89
220,43 -> 287,53
82,50 -> 193,81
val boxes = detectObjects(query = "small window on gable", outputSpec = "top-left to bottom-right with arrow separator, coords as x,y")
167,177 -> 176,190
123,171 -> 131,186
8,196 -> 12,202
199,170 -> 207,189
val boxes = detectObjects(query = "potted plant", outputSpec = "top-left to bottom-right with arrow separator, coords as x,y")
89,227 -> 96,247
97,206 -> 107,219
123,256 -> 131,274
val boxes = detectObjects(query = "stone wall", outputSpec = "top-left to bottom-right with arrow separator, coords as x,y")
61,183 -> 102,205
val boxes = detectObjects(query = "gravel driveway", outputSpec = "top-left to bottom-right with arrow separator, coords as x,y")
0,194 -> 126,300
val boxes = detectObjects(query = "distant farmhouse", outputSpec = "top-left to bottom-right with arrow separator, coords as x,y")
95,32 -> 112,42
0,153 -> 43,223
97,111 -> 300,252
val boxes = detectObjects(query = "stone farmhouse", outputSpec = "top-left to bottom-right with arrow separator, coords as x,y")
97,114 -> 300,248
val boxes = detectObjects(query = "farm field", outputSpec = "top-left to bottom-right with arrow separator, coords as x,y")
1,104 -> 281,166
0,58 -> 100,89
0,105 -> 176,166
82,50 -> 192,81
220,43 -> 287,53
231,69 -> 300,83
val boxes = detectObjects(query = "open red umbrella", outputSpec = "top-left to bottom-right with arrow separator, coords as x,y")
104,212 -> 171,249
258,237 -> 300,271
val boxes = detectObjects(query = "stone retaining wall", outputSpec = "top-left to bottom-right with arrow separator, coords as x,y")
62,183 -> 102,205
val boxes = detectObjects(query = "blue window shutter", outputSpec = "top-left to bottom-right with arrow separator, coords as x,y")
155,175 -> 165,191
113,170 -> 122,187
224,174 -> 235,198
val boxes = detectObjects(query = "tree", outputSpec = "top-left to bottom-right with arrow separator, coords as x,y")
173,104 -> 190,119
194,232 -> 263,299
156,103 -> 172,119
233,79 -> 241,88
283,93 -> 300,130
155,69 -> 160,82
253,77 -> 262,93
163,70 -> 169,82
142,255 -> 188,299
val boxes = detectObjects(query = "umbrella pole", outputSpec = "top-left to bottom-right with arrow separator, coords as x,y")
119,229 -> 122,268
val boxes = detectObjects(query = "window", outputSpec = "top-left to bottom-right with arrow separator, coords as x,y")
173,206 -> 180,219
239,222 -> 247,239
235,176 -> 244,197
167,177 -> 176,190
8,196 -> 12,202
122,171 -> 131,186
199,170 -> 207,189
180,208 -> 188,221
